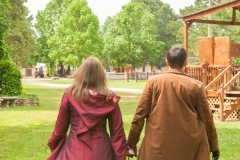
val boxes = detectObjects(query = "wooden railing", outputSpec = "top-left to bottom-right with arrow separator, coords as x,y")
186,64 -> 240,121
204,65 -> 232,91
205,64 -> 232,121
217,71 -> 240,121
186,64 -> 237,90
186,64 -> 240,89
185,65 -> 203,82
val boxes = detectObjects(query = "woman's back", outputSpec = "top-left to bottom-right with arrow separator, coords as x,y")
47,89 -> 127,160
47,56 -> 127,160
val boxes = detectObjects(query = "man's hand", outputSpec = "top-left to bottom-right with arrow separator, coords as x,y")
212,150 -> 220,160
126,146 -> 137,158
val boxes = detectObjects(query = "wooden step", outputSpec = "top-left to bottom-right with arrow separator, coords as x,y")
206,90 -> 218,97
211,108 -> 219,111
224,96 -> 240,100
225,91 -> 240,97
211,98 -> 240,121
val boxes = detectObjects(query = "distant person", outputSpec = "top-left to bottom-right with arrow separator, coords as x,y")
39,67 -> 44,78
35,68 -> 38,78
47,56 -> 127,160
46,69 -> 50,77
127,46 -> 219,160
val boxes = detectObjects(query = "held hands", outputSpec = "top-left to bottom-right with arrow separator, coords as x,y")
126,146 -> 137,158
212,150 -> 220,160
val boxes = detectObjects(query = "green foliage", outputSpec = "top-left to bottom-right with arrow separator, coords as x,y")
34,0 -> 70,67
6,0 -> 37,67
100,16 -> 115,68
35,0 -> 103,68
104,2 -> 165,70
20,92 -> 38,99
0,60 -> 22,96
47,0 -> 103,67
189,61 -> 200,65
132,0 -> 181,68
232,57 -> 240,64
0,0 -> 10,60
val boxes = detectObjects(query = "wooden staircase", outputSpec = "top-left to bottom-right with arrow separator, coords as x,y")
202,65 -> 240,121
207,90 -> 240,121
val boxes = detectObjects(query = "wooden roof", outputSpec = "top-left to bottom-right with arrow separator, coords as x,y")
180,0 -> 240,52
181,0 -> 240,25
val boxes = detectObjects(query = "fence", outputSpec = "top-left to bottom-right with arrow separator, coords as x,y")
186,64 -> 240,90
106,71 -> 161,81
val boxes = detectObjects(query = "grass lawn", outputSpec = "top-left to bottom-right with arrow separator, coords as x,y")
42,78 -> 147,89
0,82 -> 240,160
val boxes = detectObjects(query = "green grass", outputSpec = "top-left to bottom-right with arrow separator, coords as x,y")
41,79 -> 147,89
42,79 -> 73,84
0,83 -> 240,159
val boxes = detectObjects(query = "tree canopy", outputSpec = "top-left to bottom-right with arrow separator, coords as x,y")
35,0 -> 103,68
131,0 -> 181,68
3,0 -> 240,70
5,0 -> 36,67
104,2 -> 165,71
0,0 -> 10,60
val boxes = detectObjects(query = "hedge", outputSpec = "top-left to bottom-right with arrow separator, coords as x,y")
0,60 -> 22,96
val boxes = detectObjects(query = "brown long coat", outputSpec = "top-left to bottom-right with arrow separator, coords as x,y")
128,69 -> 218,160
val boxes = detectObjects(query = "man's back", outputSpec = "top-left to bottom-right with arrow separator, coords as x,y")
135,69 -> 209,160
127,46 -> 219,160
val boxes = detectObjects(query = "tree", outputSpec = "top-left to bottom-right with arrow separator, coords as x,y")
35,0 -> 76,75
47,0 -> 103,67
0,0 -> 10,60
0,0 -> 22,96
6,0 -> 37,67
35,0 -> 103,69
104,2 -> 165,71
100,16 -> 115,68
132,0 -> 181,69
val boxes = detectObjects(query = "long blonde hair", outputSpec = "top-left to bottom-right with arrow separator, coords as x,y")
68,56 -> 109,102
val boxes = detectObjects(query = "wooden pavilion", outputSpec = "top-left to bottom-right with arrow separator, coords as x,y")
180,0 -> 240,121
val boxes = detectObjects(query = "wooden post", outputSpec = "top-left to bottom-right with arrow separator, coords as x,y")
202,63 -> 208,87
136,72 -> 138,82
184,22 -> 193,54
184,23 -> 188,53
226,69 -> 232,92
212,69 -> 218,90
219,86 -> 225,121
226,60 -> 232,92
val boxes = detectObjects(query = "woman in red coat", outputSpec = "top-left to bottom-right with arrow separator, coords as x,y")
47,57 -> 128,160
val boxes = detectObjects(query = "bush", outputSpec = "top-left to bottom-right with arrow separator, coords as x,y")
0,60 -> 22,96
20,92 -> 38,99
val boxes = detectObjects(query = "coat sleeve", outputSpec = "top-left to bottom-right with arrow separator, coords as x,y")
127,78 -> 153,146
108,104 -> 128,160
47,92 -> 70,159
197,85 -> 219,152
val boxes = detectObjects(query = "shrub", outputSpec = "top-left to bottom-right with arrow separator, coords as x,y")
20,92 -> 38,99
0,60 -> 22,96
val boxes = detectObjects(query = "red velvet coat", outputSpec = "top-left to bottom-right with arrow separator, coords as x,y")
47,89 -> 127,160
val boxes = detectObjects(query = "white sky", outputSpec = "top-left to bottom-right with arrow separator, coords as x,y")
24,0 -> 195,25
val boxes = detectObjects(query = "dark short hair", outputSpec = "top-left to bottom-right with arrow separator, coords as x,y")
167,46 -> 187,68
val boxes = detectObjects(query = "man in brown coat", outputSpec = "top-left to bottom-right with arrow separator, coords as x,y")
127,47 -> 219,160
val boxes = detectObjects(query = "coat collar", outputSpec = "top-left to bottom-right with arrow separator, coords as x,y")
165,68 -> 190,77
